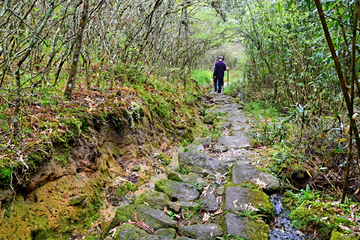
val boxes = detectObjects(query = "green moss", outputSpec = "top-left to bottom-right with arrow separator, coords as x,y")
330,229 -> 358,240
115,205 -> 137,223
167,172 -> 182,182
248,189 -> 274,215
245,220 -> 270,240
115,182 -> 138,197
289,201 -> 354,239
113,224 -> 149,240
155,228 -> 176,238
69,194 -> 87,206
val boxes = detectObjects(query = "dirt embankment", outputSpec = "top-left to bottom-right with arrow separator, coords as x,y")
0,103 -> 199,239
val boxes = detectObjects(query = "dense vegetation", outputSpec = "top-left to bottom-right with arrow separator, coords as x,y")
2,0 -> 360,238
0,0 -> 228,189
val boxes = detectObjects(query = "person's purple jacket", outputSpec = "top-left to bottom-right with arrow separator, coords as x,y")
213,61 -> 227,79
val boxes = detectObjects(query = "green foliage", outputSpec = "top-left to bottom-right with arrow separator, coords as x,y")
177,167 -> 188,175
156,154 -> 171,166
166,210 -> 180,220
0,166 -> 12,186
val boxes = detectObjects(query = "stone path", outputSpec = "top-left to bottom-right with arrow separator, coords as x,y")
104,94 -> 280,240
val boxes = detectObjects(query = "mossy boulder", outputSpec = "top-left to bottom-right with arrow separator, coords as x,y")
115,204 -> 177,230
135,190 -> 170,209
114,224 -> 149,240
68,194 -> 87,206
223,213 -> 270,239
178,223 -> 222,240
155,228 -> 176,238
178,152 -> 227,176
155,179 -> 199,201
224,186 -> 273,216
167,172 -> 209,188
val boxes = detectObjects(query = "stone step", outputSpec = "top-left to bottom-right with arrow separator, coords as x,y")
178,223 -> 223,240
232,159 -> 280,194
178,152 -> 228,176
224,186 -> 274,215
155,179 -> 199,201
217,135 -> 253,149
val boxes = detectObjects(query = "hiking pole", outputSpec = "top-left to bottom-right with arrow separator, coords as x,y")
227,68 -> 229,88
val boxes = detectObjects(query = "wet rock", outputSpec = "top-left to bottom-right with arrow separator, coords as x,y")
115,204 -> 177,230
217,136 -> 253,149
200,187 -> 218,212
224,213 -> 270,239
155,228 -> 176,238
68,194 -> 87,206
232,160 -> 280,194
155,179 -> 199,201
271,195 -> 283,215
168,172 -> 209,187
135,190 -> 170,209
192,138 -> 212,146
178,223 -> 222,240
224,186 -> 273,215
176,237 -> 195,240
114,224 -> 149,240
178,152 -> 227,176
213,143 -> 228,152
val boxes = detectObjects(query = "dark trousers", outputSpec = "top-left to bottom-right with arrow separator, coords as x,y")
214,78 -> 224,93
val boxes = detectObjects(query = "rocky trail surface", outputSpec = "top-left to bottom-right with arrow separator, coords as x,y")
99,94 -> 302,240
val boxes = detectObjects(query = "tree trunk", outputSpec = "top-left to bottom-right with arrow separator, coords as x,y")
64,0 -> 89,100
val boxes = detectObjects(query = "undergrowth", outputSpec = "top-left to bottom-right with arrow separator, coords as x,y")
242,99 -> 360,239
0,64 -> 205,192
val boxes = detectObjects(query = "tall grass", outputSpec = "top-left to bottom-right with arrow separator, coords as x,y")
191,70 -> 212,86
244,101 -> 280,119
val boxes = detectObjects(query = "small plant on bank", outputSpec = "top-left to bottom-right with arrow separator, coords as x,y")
167,211 -> 180,220
178,167 -> 188,175
216,235 -> 244,240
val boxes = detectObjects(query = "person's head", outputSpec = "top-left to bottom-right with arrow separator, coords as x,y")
217,56 -> 224,61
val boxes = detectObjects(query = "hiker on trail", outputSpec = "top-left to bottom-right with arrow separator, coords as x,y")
213,56 -> 228,93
